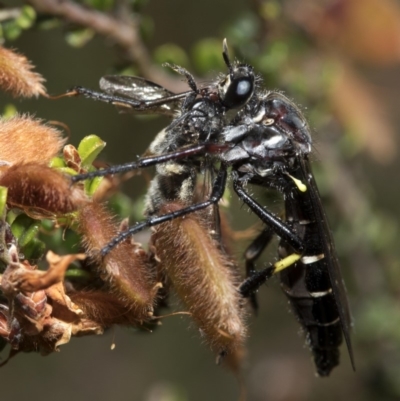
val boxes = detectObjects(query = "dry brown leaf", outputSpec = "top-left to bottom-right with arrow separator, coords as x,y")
0,248 -> 85,295
0,46 -> 46,97
0,115 -> 66,165
9,252 -> 86,293
0,246 -> 103,357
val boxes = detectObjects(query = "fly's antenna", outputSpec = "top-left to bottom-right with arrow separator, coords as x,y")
222,38 -> 233,76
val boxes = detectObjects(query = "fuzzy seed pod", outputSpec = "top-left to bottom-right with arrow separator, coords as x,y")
78,202 -> 160,324
0,163 -> 86,217
0,115 -> 65,165
0,46 -> 46,98
151,202 -> 247,371
69,290 -> 153,327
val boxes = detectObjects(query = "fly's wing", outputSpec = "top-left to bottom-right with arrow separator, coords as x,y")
99,75 -> 187,116
298,155 -> 355,370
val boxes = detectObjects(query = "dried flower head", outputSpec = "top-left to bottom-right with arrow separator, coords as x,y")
78,202 -> 160,324
0,46 -> 46,98
0,115 -> 66,166
151,202 -> 247,372
0,163 -> 86,217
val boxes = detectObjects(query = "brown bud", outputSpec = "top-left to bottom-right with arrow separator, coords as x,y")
78,202 -> 159,323
0,115 -> 65,165
0,163 -> 86,217
151,202 -> 247,371
0,46 -> 46,98
63,144 -> 81,172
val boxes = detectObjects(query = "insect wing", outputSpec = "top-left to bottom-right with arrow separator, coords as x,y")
99,75 -> 184,116
298,155 -> 355,370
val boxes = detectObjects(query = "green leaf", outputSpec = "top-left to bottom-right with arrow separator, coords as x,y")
49,156 -> 66,169
86,175 -> 104,197
0,186 -> 7,218
64,269 -> 92,280
15,6 -> 36,30
191,38 -> 225,74
77,135 -> 106,168
154,44 -> 189,68
22,237 -> 46,261
2,104 -> 18,119
18,223 -> 40,248
11,215 -> 40,250
3,21 -> 22,41
65,28 -> 95,48
57,167 -> 80,176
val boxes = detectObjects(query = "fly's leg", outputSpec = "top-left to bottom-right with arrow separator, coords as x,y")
240,254 -> 301,297
233,178 -> 304,252
71,144 -> 210,183
243,227 -> 275,311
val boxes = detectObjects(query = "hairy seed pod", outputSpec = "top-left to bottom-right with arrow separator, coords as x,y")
69,290 -> 154,327
150,202 -> 247,371
0,115 -> 65,165
78,202 -> 160,324
0,163 -> 86,216
0,46 -> 46,98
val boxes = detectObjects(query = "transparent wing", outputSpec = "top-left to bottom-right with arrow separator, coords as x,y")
99,75 -> 187,116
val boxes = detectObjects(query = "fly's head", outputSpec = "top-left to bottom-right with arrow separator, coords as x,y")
217,39 -> 255,110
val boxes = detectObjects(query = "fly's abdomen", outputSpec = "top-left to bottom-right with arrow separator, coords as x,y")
280,249 -> 343,376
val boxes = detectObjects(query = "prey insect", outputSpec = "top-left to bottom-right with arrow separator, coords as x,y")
219,91 -> 355,376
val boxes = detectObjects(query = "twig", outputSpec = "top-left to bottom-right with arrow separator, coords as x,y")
27,0 -> 189,91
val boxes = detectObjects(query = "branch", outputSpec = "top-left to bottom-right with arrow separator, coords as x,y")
27,0 -> 189,91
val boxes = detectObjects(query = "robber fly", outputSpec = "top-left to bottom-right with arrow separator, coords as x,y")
68,41 -> 353,375
215,91 -> 355,376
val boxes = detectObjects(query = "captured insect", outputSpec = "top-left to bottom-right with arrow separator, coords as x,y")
217,91 -> 355,376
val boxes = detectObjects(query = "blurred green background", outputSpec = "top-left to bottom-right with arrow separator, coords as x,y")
1,0 -> 400,400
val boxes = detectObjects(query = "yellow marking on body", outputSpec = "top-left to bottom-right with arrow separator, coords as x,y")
301,254 -> 325,264
309,288 -> 332,298
287,173 -> 307,192
273,253 -> 301,273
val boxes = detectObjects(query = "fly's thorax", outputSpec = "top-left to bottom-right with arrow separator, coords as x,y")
258,91 -> 312,154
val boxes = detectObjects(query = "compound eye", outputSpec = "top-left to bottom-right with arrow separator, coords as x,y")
221,77 -> 254,109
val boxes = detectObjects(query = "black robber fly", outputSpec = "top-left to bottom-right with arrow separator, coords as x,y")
216,91 -> 355,376
67,40 -> 353,375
